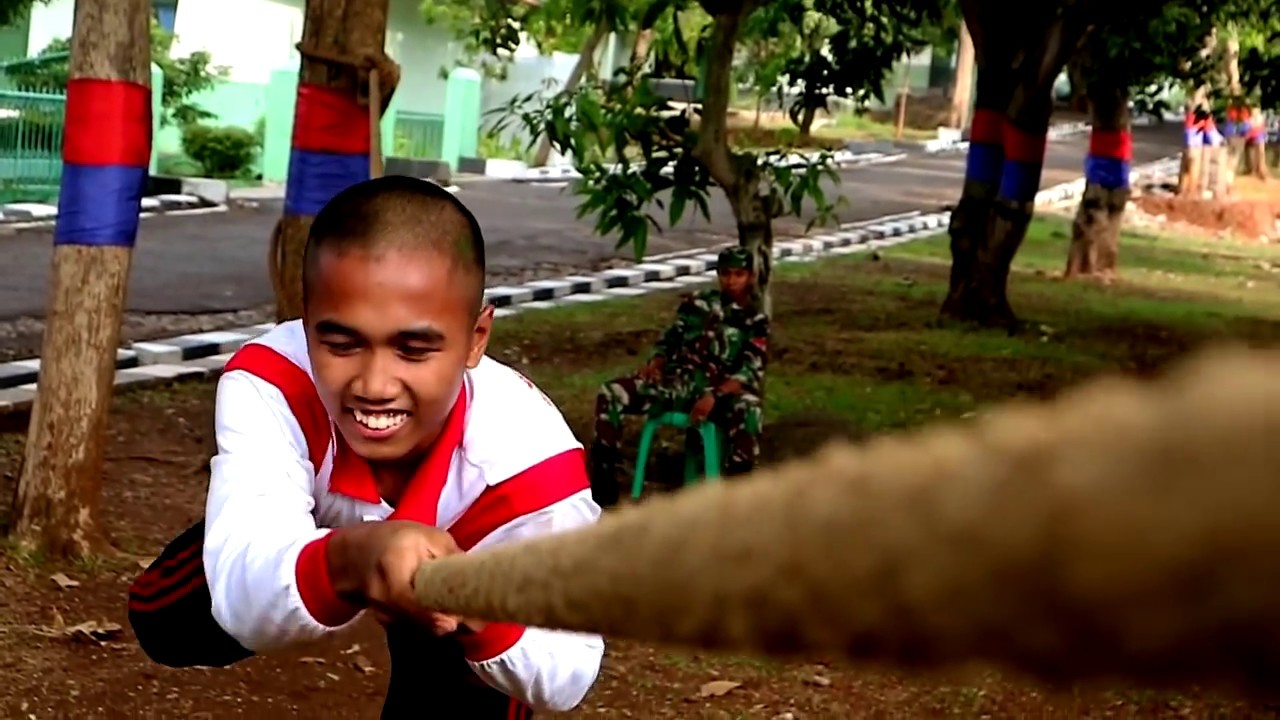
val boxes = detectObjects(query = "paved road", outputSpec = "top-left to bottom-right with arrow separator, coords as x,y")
0,123 -> 1182,320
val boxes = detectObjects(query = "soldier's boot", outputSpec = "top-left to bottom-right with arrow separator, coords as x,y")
724,431 -> 758,478
588,439 -> 622,509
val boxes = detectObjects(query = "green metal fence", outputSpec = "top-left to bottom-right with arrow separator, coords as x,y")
0,52 -> 69,202
0,87 -> 65,202
393,111 -> 445,161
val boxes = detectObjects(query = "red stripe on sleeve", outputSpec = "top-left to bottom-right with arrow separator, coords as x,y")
222,343 -> 331,473
970,108 -> 1004,145
448,448 -> 592,551
1002,123 -> 1047,164
448,448 -> 593,662
221,344 -> 365,626
1088,129 -> 1132,161
295,532 -> 364,627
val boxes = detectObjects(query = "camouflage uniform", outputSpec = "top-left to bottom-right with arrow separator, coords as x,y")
589,247 -> 769,507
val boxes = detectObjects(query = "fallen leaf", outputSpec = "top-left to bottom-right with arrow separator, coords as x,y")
32,620 -> 122,645
805,674 -> 832,687
352,655 -> 377,674
298,657 -> 326,665
68,621 -> 123,644
50,573 -> 79,590
697,680 -> 741,698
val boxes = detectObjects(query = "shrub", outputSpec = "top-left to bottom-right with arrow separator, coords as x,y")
181,124 -> 257,178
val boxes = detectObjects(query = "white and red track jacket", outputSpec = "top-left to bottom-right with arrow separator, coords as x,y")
202,320 -> 604,712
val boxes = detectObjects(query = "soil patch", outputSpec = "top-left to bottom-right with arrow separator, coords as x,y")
1132,177 -> 1280,242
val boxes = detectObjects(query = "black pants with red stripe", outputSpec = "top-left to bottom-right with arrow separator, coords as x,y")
129,520 -> 532,719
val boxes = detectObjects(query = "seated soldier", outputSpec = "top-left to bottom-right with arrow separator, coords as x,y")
588,246 -> 769,508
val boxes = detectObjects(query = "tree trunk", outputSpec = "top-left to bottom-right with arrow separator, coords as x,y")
942,2 -> 1089,328
631,28 -> 655,69
10,0 -> 151,557
270,0 -> 394,322
728,176 -> 775,314
1220,33 -> 1243,195
946,21 -> 975,128
797,104 -> 817,140
1178,117 -> 1205,197
532,21 -> 609,168
1177,32 -> 1216,199
689,6 -> 772,311
940,1 -> 1015,327
1246,113 -> 1270,180
942,124 -> 1008,326
1065,84 -> 1131,281
1065,55 -> 1088,113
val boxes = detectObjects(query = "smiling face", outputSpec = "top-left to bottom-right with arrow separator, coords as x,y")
303,246 -> 492,464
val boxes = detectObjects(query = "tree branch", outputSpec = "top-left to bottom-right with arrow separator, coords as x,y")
692,10 -> 745,189
1035,3 -> 1094,90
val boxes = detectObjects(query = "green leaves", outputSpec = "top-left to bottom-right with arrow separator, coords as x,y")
4,21 -> 225,128
490,49 -> 847,260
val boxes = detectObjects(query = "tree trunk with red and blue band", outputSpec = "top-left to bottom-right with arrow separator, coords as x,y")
965,108 -> 1004,188
13,0 -> 154,557
997,122 -> 1047,206
55,78 -> 151,247
1184,111 -> 1224,149
1084,128 -> 1132,191
1066,95 -> 1132,281
284,84 -> 371,217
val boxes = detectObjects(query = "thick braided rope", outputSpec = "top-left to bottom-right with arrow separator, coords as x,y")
414,345 -> 1280,695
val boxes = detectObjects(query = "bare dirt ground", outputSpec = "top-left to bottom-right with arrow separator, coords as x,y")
1131,176 -> 1280,243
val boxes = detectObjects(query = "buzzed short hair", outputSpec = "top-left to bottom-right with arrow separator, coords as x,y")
302,175 -> 486,309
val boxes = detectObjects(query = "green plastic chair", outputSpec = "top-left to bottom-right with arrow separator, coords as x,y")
631,411 -> 724,499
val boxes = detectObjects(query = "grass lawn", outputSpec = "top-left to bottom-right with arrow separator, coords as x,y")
498,214 -> 1280,471
1,214 -> 1279,719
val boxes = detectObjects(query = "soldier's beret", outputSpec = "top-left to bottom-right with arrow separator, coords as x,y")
717,246 -> 752,271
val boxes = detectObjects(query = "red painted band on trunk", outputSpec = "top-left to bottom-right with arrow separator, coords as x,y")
1001,124 -> 1047,164
1088,129 -> 1132,161
62,79 -> 152,167
970,108 -> 1004,145
292,83 -> 371,155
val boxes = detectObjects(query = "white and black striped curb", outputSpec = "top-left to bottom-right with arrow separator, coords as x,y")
0,154 -> 1183,413
506,150 -> 907,184
0,193 -> 226,230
